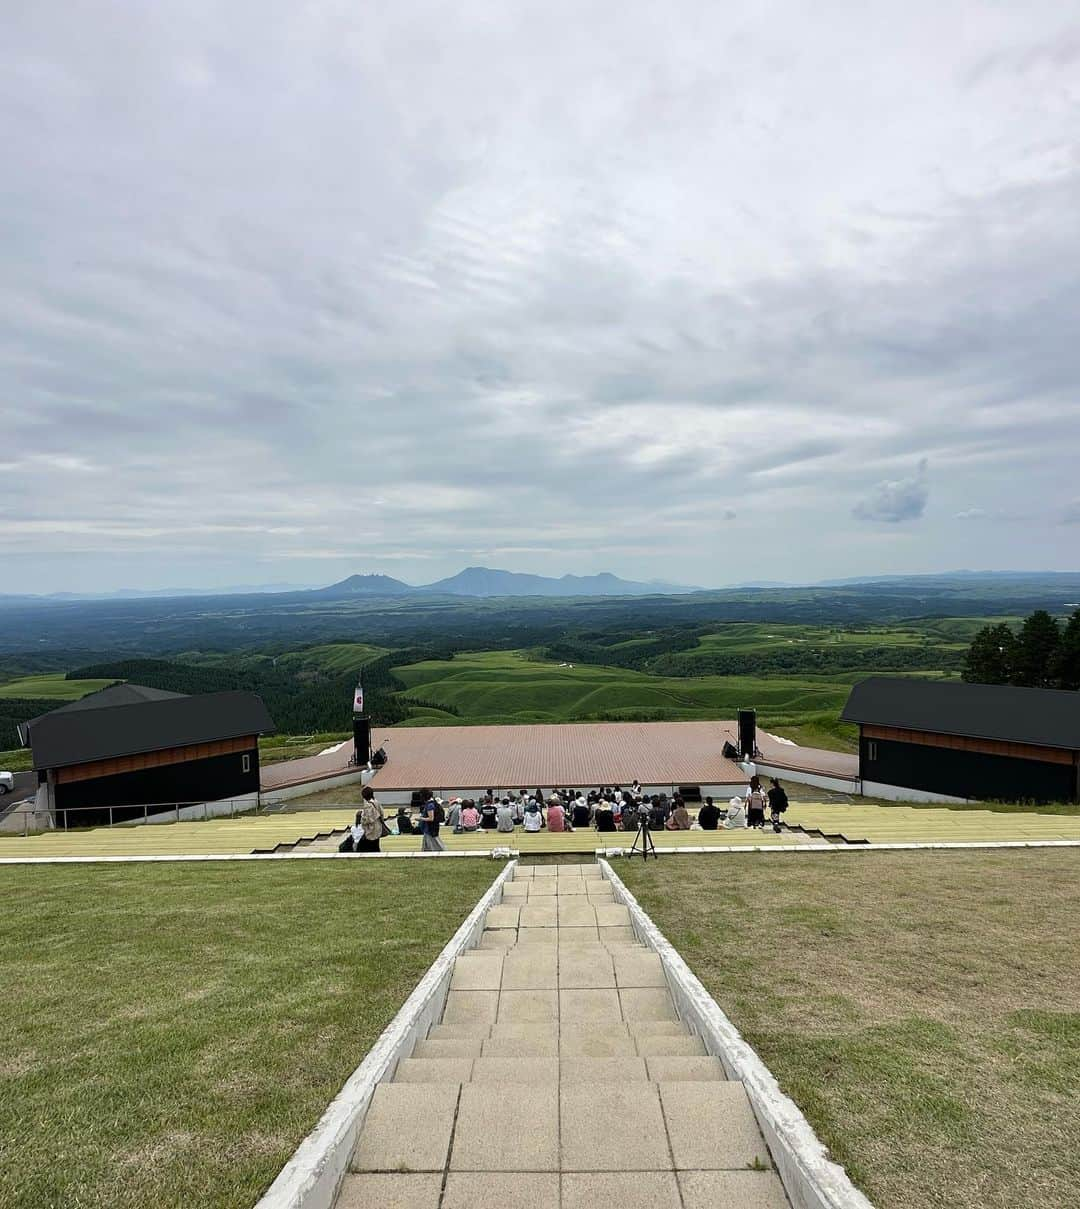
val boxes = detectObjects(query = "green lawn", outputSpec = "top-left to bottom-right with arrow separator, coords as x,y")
390,649 -> 864,750
258,731 -> 352,765
274,643 -> 387,676
0,675 -> 118,700
620,850 -> 1080,1209
0,860 -> 497,1209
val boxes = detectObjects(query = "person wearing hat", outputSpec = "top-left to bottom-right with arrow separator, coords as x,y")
447,798 -> 463,832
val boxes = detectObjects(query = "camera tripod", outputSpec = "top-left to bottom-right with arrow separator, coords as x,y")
629,816 -> 658,861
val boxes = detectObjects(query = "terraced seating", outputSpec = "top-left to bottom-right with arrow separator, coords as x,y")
339,862 -> 790,1208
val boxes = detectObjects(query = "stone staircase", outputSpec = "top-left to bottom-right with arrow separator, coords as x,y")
338,862 -> 790,1208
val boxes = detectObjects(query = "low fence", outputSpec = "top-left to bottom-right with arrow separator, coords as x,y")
0,794 -> 290,837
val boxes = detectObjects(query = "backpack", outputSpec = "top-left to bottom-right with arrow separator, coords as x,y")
434,802 -> 446,824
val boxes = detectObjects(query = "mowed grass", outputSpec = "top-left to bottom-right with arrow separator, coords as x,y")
620,850 -> 1080,1209
274,642 -> 386,676
0,860 -> 497,1209
0,674 -> 118,700
391,649 -> 862,749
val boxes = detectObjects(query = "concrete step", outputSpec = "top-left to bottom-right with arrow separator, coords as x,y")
412,1037 -> 484,1060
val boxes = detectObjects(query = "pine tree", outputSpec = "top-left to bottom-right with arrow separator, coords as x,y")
1052,609 -> 1080,691
962,623 -> 1016,685
1012,610 -> 1061,688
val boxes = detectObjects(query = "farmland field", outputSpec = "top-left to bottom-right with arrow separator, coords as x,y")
388,648 -> 924,749
0,674 -> 118,700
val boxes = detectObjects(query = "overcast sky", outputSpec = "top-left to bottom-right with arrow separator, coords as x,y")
3,1 -> 1079,593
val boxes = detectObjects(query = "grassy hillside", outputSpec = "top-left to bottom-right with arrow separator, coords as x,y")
0,674 -> 118,700
389,649 -> 896,749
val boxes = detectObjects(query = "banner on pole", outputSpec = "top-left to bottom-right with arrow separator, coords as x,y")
353,682 -> 364,713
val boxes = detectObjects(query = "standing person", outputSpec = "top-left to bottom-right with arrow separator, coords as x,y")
767,778 -> 789,833
698,796 -> 720,830
419,790 -> 446,852
354,785 -> 384,853
631,778 -> 642,797
745,776 -> 768,829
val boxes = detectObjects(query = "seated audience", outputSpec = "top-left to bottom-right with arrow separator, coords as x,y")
547,798 -> 569,832
460,801 -> 480,831
496,799 -> 515,832
698,796 -> 720,830
722,796 -> 747,829
666,801 -> 691,830
571,797 -> 591,829
446,798 -> 462,832
395,807 -> 416,835
594,801 -> 616,832
480,798 -> 499,830
523,797 -> 545,832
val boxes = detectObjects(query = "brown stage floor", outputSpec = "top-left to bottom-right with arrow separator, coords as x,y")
364,720 -> 747,793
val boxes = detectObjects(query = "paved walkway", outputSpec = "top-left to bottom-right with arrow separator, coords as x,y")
338,862 -> 789,1208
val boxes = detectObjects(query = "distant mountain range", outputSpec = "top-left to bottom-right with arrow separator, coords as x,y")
312,567 -> 699,599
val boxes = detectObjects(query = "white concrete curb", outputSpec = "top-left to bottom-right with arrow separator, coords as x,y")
597,838 -> 1080,857
600,858 -> 875,1209
0,851 -> 519,866
254,858 -> 516,1209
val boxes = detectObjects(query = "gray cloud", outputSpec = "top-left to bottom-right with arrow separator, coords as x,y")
854,462 -> 929,524
2,1 -> 1080,591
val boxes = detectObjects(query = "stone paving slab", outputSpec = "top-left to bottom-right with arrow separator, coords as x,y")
451,1083 -> 559,1171
395,1057 -> 474,1083
552,879 -> 588,895
472,1056 -> 559,1083
562,1171 -> 681,1209
559,1057 -> 648,1083
678,1171 -> 791,1209
519,903 -> 558,927
498,989 -> 559,1021
482,1034 -> 559,1057
560,987 -> 621,1021
619,987 -> 677,1021
613,950 -> 666,987
626,1020 -> 687,1036
478,929 -> 519,949
442,1172 -> 560,1209
595,903 -> 632,927
429,1022 -> 493,1040
442,990 -> 499,1025
559,1031 -> 637,1057
646,1055 -> 726,1081
659,1082 -> 771,1169
501,948 -> 558,989
557,901 -> 598,927
485,904 -> 521,929
525,880 -> 558,897
531,865 -> 558,878
559,950 -> 616,989
450,953 -> 504,990
517,926 -> 558,944
412,1038 -> 483,1059
634,1034 -> 706,1057
501,881 -> 530,898
337,1172 -> 442,1209
351,1083 -> 459,1172
560,1083 -> 671,1170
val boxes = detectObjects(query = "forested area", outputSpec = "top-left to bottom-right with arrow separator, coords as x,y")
963,609 -> 1080,690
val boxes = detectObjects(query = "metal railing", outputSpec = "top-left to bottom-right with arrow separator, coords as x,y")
0,796 -> 290,838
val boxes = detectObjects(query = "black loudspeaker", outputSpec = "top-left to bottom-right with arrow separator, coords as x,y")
722,740 -> 741,761
353,717 -> 371,765
738,709 -> 757,759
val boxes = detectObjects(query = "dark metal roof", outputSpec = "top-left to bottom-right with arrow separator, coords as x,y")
50,684 -> 186,713
841,677 -> 1080,751
23,691 -> 275,771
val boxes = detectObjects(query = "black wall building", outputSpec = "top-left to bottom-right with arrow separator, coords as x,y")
19,685 -> 275,826
841,677 -> 1080,804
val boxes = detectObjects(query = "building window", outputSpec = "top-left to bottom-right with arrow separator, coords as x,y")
867,741 -> 878,762
242,754 -> 251,773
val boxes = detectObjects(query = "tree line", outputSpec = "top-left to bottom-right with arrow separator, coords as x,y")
963,609 -> 1080,690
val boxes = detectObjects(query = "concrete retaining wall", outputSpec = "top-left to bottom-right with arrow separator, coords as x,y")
861,778 -> 968,804
254,859 -> 516,1209
600,858 -> 875,1209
